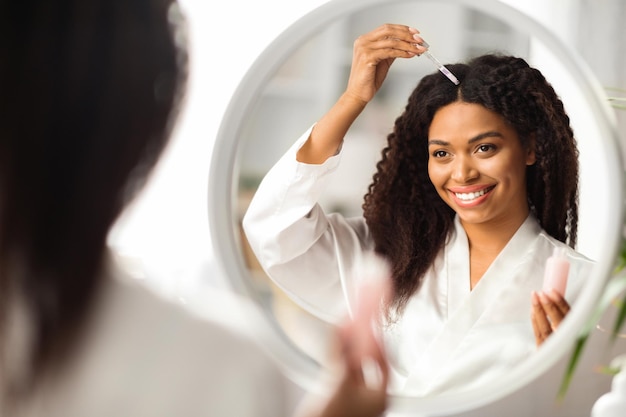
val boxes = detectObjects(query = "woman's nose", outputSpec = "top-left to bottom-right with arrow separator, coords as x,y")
451,156 -> 478,183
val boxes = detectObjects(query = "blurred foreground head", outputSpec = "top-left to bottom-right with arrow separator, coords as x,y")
0,0 -> 187,393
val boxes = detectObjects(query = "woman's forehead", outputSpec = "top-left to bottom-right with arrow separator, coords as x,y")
428,102 -> 512,139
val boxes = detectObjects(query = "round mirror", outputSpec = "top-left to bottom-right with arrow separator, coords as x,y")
209,0 -> 623,414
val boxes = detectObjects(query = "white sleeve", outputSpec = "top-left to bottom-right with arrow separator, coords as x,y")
242,127 -> 374,323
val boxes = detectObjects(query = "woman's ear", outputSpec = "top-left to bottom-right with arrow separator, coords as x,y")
526,133 -> 536,166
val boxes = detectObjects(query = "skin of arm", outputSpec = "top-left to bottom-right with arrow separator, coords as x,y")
291,26 -> 427,415
296,24 -> 426,165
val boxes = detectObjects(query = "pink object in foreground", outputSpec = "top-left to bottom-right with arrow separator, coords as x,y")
344,253 -> 392,389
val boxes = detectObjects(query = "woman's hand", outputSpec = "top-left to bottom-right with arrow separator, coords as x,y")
530,289 -> 571,346
300,256 -> 392,417
316,318 -> 389,417
345,24 -> 426,105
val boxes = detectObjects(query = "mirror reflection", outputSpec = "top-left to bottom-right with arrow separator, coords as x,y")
234,1 -> 606,397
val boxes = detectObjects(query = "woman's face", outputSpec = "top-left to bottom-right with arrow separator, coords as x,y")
427,101 -> 535,229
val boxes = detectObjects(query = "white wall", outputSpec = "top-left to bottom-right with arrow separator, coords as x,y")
108,0 -> 332,297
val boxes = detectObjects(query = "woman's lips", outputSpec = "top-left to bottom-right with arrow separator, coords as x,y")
448,184 -> 496,205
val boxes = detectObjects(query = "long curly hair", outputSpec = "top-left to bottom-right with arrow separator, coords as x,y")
362,54 -> 579,313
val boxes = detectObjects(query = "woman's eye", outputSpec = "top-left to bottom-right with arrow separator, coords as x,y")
477,144 -> 495,153
432,150 -> 448,158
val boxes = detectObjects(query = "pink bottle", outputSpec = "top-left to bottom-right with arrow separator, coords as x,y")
543,247 -> 570,296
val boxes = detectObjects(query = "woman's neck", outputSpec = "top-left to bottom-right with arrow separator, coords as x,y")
461,212 -> 529,289
462,212 -> 529,253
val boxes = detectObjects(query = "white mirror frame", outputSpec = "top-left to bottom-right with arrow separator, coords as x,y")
208,0 -> 624,414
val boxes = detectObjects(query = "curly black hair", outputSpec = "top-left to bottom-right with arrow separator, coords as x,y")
362,54 -> 579,313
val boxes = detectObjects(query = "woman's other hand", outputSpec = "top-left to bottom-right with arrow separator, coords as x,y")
302,256 -> 392,417
530,289 -> 571,346
316,318 -> 389,417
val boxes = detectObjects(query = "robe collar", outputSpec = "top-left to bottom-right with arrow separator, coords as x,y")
446,213 -> 541,315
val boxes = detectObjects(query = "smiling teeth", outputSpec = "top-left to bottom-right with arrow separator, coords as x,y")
455,188 -> 490,201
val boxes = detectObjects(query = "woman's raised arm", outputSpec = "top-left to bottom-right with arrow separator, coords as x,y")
296,24 -> 426,164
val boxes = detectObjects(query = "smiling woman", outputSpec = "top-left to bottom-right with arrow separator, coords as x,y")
242,36 -> 594,397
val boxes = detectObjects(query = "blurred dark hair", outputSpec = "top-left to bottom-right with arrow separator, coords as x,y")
0,0 -> 188,388
362,54 -> 579,313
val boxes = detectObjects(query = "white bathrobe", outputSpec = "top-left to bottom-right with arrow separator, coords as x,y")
242,127 -> 594,397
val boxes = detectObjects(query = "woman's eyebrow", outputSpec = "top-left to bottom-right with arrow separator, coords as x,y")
428,138 -> 449,146
428,131 -> 504,146
468,131 -> 504,143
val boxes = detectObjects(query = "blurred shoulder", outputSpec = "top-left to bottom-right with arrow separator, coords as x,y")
28,264 -> 293,417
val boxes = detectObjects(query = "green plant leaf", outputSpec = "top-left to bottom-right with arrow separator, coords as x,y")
615,236 -> 626,273
612,291 -> 626,340
594,364 -> 621,376
558,270 -> 626,399
605,87 -> 626,109
558,335 -> 589,400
